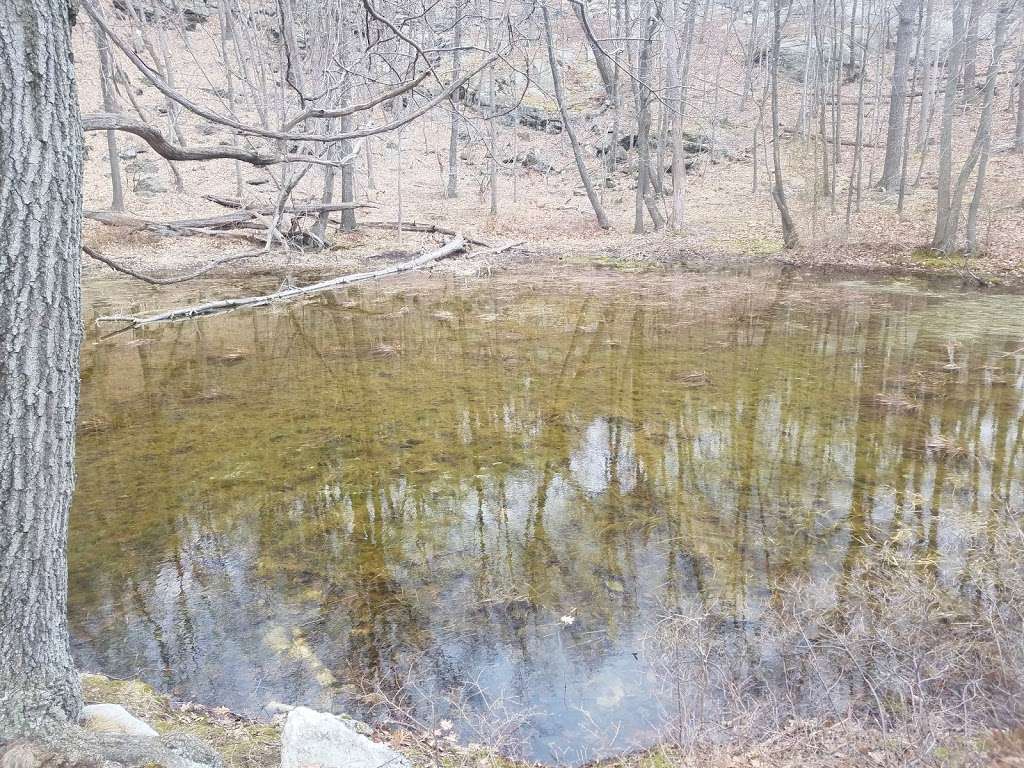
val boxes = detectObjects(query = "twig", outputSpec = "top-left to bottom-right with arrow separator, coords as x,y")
83,245 -> 265,285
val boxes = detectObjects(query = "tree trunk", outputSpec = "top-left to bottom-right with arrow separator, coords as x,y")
878,0 -> 919,190
543,5 -> 610,229
0,0 -> 84,739
962,0 -> 982,102
572,1 -> 616,100
770,0 -> 800,248
931,0 -> 965,251
1015,39 -> 1024,151
633,3 -> 655,234
91,18 -> 124,211
446,7 -> 462,198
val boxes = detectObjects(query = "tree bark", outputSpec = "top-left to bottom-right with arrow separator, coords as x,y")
0,0 -> 84,739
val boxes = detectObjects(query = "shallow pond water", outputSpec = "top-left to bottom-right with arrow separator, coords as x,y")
71,267 -> 1024,763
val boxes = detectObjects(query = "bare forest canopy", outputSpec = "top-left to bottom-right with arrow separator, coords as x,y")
75,0 -> 1024,283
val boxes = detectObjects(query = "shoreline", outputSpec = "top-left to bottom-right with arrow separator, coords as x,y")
78,672 -> 1018,768
81,233 -> 1024,292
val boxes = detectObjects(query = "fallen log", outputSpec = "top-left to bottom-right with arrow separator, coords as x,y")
96,235 -> 467,326
86,202 -> 376,238
85,209 -> 261,235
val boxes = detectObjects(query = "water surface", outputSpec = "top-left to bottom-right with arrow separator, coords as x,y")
71,267 -> 1024,762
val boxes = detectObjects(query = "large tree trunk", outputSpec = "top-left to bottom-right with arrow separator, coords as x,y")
878,0 -> 919,190
0,0 -> 84,739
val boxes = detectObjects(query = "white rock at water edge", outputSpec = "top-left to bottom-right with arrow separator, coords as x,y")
280,707 -> 410,768
79,703 -> 160,738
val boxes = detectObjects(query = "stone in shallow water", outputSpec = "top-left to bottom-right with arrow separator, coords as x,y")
280,707 -> 409,768
80,703 -> 159,738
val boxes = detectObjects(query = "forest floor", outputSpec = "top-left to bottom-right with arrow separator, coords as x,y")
81,673 -> 1024,768
73,11 -> 1024,289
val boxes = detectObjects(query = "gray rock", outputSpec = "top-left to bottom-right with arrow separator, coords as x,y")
80,703 -> 159,738
29,729 -> 223,768
134,174 -> 168,194
280,707 -> 409,768
505,148 -> 555,174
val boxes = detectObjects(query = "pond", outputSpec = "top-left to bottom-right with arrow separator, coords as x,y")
71,266 -> 1024,763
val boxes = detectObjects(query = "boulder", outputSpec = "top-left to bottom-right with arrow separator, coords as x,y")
504,148 -> 555,174
134,173 -> 168,194
280,707 -> 409,768
79,703 -> 159,738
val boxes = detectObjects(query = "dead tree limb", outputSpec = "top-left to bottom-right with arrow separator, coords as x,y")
96,236 -> 467,326
358,221 -> 491,246
82,113 -> 338,167
83,245 -> 265,284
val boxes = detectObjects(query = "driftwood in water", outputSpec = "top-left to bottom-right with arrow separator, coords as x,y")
96,235 -> 467,326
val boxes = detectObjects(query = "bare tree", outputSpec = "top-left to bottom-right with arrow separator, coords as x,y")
770,0 -> 800,248
543,3 -> 610,229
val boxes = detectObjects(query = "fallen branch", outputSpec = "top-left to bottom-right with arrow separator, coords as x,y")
85,209 -> 260,235
96,235 -> 467,325
87,201 -> 375,238
83,245 -> 265,285
359,220 -> 491,247
473,239 -> 525,257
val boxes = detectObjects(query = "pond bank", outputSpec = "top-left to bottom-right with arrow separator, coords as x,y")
80,229 -> 1024,290
78,674 -> 1018,768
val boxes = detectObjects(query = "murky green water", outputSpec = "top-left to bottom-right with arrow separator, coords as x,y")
71,267 -> 1024,762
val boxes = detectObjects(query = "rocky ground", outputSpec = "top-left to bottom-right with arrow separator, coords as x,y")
0,674 -> 1010,768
